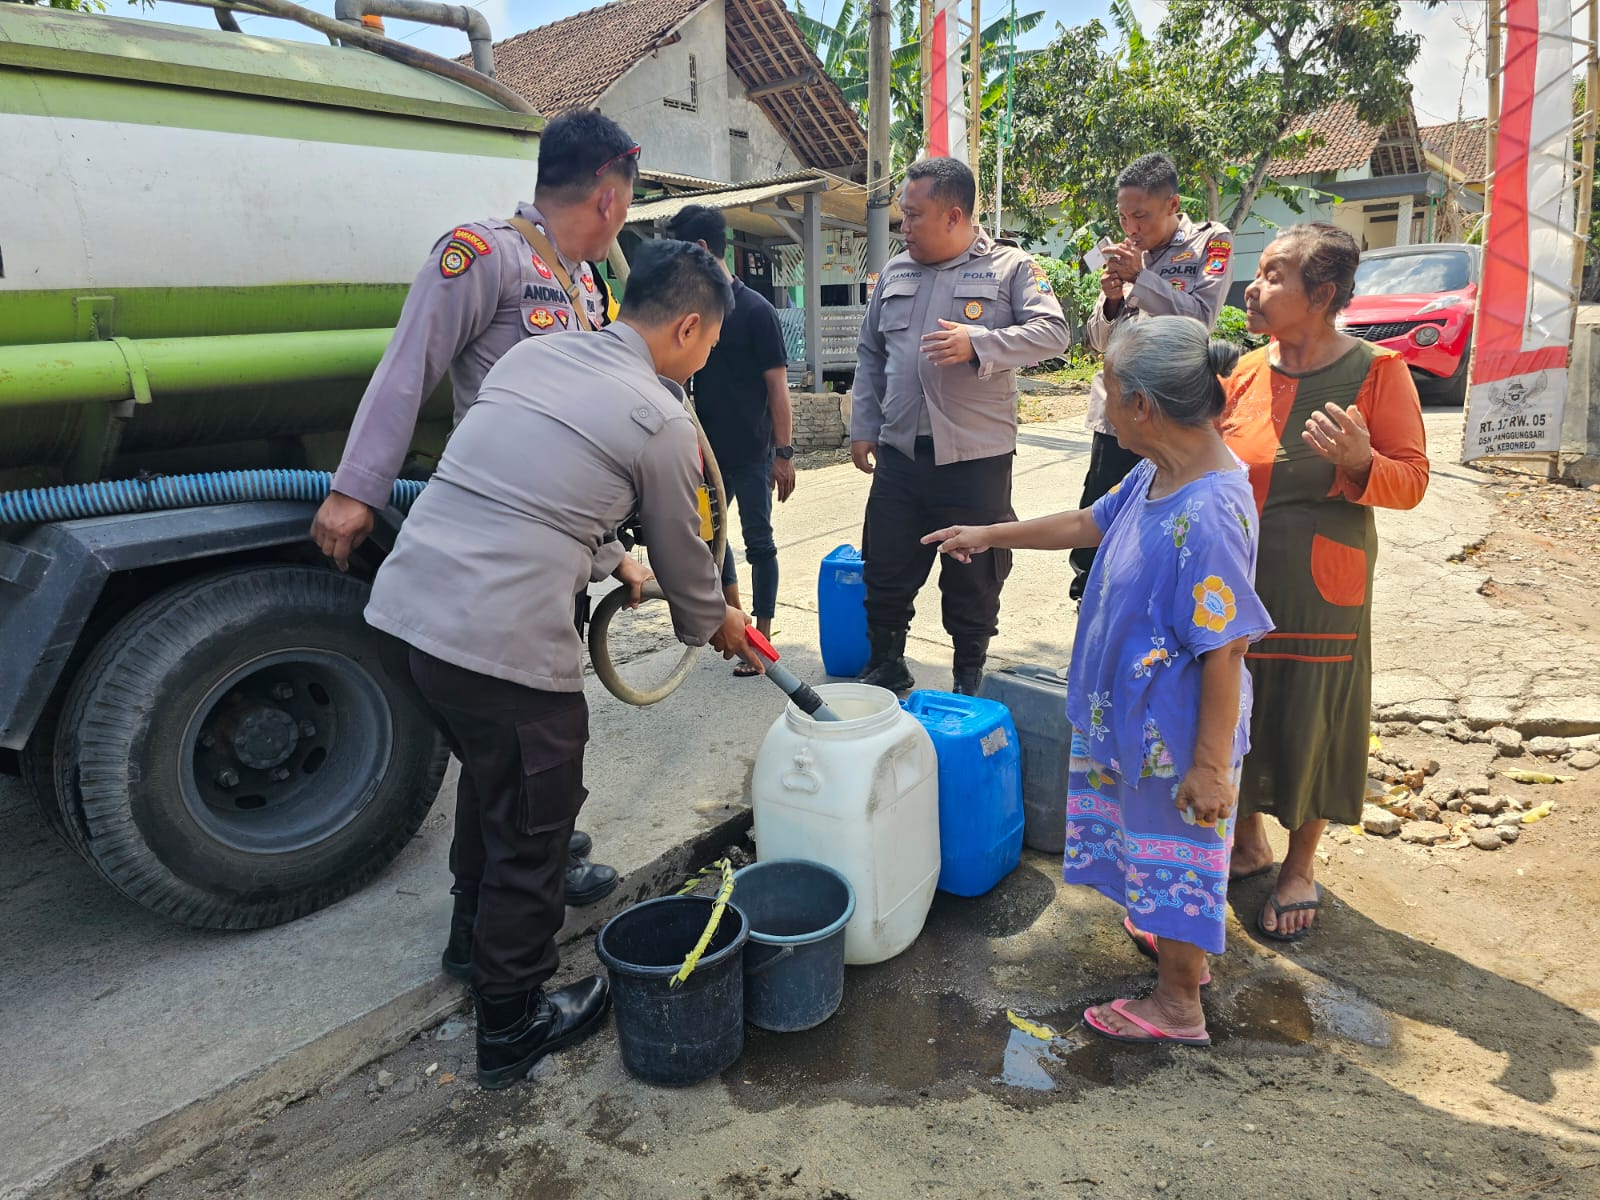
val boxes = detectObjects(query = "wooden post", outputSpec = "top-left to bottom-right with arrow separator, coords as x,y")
969,0 -> 982,199
1572,0 -> 1598,299
921,0 -> 933,154
1486,0 -> 1501,180
803,189 -> 823,388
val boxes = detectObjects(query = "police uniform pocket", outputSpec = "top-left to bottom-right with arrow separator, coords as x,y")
1309,533 -> 1367,607
951,282 -> 1001,326
878,297 -> 915,332
513,701 -> 590,836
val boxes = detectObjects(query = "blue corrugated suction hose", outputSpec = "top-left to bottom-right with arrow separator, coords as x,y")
0,470 -> 424,526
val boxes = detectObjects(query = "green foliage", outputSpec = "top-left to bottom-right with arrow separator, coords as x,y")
1031,254 -> 1100,335
1007,1 -> 1428,238
19,0 -> 151,10
791,1 -> 1045,170
1215,306 -> 1268,350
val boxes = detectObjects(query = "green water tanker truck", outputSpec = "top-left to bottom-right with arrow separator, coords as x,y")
0,2 -> 545,929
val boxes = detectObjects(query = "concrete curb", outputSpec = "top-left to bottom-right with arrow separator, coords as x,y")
29,807 -> 753,1200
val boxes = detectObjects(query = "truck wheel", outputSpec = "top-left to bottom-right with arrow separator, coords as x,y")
52,565 -> 448,929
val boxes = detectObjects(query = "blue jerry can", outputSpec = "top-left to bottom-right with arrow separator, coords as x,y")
817,544 -> 870,678
901,690 -> 1024,897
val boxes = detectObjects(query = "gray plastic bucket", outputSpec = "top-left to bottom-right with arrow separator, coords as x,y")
595,895 -> 749,1087
732,859 -> 856,1033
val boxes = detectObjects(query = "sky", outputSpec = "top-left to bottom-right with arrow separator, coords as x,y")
129,0 -> 1494,128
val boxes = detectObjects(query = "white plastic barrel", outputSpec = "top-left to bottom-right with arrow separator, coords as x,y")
751,683 -> 940,965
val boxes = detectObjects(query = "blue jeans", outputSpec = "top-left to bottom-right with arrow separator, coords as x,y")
718,459 -> 778,619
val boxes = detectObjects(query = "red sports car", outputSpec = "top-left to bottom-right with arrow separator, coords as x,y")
1340,243 -> 1480,405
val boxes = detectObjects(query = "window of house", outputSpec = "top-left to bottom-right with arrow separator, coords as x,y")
664,53 -> 698,111
729,128 -> 750,179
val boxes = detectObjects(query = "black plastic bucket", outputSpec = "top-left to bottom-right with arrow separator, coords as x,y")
595,894 -> 749,1086
732,859 -> 857,1032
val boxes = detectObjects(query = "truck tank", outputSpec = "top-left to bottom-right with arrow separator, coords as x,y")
0,5 -> 550,930
0,5 -> 542,489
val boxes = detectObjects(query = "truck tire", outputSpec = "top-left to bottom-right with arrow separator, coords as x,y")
51,565 -> 448,929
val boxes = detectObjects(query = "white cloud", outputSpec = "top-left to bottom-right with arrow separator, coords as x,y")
1403,0 -> 1490,127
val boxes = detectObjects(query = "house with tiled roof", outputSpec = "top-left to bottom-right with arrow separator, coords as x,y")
1225,98 -> 1483,304
479,0 -> 864,185
1420,118 -> 1491,191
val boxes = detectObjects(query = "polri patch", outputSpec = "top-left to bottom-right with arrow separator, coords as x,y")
964,300 -> 985,320
532,255 -> 554,280
555,309 -> 570,328
439,243 -> 475,278
528,308 -> 556,330
1170,279 -> 1187,291
1204,238 -> 1232,276
1172,250 -> 1196,263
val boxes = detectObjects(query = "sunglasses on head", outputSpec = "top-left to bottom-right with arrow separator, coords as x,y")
594,144 -> 642,177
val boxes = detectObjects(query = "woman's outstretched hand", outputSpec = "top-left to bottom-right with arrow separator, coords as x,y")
921,525 -> 992,564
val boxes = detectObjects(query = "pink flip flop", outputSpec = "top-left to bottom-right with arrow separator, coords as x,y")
1084,998 -> 1212,1047
1122,918 -> 1212,988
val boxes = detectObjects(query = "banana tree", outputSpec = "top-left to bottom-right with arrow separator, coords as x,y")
791,1 -> 1045,168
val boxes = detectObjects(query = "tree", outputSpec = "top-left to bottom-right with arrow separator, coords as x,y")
1166,0 -> 1423,229
17,0 -> 148,10
1006,0 -> 1427,238
791,1 -> 1045,169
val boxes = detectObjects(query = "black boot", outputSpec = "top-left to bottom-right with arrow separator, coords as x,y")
565,854 -> 619,907
951,637 -> 990,696
569,829 -> 593,860
858,627 -> 915,693
440,887 -> 475,983
475,975 -> 612,1089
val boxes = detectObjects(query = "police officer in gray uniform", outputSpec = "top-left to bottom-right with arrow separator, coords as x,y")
309,110 -> 640,919
850,157 -> 1070,695
1069,152 -> 1234,599
364,239 -> 759,1088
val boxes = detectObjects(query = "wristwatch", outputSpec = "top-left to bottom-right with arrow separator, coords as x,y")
774,445 -> 795,460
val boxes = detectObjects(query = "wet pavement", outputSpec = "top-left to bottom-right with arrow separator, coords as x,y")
129,846 -> 1523,1200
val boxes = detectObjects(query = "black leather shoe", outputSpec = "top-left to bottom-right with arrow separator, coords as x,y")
858,627 -> 914,693
569,829 -> 593,860
476,975 -> 612,1089
952,668 -> 983,696
565,855 -> 619,907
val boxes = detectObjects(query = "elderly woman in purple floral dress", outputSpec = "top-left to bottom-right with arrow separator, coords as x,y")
925,315 -> 1272,1045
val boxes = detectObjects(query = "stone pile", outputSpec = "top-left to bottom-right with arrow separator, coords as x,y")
1357,740 -> 1565,852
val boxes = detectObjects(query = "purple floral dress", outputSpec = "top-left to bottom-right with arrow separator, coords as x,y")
1063,459 -> 1273,953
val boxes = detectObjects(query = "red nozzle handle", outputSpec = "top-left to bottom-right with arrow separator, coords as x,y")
744,627 -> 779,663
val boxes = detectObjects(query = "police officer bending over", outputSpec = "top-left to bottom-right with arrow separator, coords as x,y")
363,239 -> 759,1088
310,109 -> 641,911
850,157 -> 1071,695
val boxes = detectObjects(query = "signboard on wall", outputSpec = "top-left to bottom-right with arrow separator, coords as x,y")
1462,0 -> 1578,462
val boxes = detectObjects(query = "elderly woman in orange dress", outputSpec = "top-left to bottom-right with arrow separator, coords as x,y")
1219,223 -> 1430,940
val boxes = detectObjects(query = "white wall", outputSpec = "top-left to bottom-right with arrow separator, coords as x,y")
598,2 -> 801,184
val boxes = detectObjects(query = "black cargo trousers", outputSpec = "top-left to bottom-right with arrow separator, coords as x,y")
408,648 -> 588,1000
861,437 -> 1015,642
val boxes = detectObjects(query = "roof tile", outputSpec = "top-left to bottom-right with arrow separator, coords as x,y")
1419,118 -> 1490,182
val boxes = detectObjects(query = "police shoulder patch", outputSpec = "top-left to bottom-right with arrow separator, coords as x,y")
1204,237 -> 1232,276
439,240 -> 478,278
527,307 -> 556,330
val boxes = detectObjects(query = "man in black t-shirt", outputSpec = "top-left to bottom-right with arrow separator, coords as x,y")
665,206 -> 796,672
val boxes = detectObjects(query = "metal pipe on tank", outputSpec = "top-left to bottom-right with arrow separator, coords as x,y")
335,0 -> 496,78
0,330 -> 393,409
